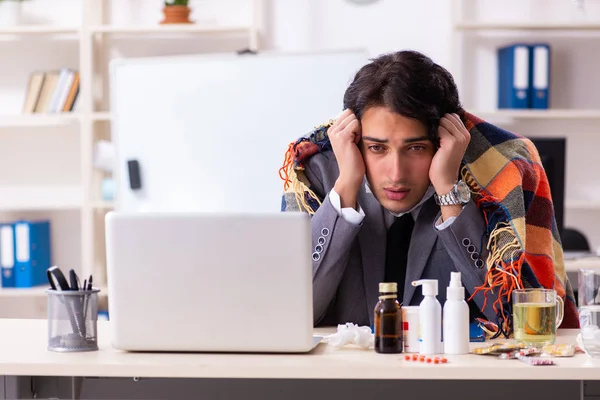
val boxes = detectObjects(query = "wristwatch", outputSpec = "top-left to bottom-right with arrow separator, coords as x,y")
434,180 -> 471,206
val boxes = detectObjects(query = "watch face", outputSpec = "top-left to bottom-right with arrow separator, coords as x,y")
456,181 -> 471,203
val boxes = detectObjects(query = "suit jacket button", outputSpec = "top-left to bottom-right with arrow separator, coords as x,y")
321,228 -> 330,237
318,236 -> 326,245
312,252 -> 321,261
471,252 -> 479,261
475,259 -> 484,269
315,245 -> 323,253
467,244 -> 476,254
462,238 -> 471,247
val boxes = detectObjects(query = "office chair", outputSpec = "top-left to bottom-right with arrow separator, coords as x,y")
562,227 -> 591,252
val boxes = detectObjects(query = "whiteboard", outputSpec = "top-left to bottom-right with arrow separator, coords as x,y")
109,49 -> 369,213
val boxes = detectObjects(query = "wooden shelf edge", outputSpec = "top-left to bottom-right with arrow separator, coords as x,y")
90,201 -> 115,209
566,201 -> 600,210
90,25 -> 250,34
0,113 -> 81,127
455,22 -> 600,31
0,285 -> 108,297
0,26 -> 80,35
469,109 -> 600,119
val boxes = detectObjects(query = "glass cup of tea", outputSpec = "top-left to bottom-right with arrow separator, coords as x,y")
512,288 -> 564,347
578,269 -> 600,357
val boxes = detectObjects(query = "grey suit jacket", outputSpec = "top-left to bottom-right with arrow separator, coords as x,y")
295,150 -> 497,327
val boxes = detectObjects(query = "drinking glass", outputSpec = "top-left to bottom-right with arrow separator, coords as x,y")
512,288 -> 564,346
578,269 -> 600,357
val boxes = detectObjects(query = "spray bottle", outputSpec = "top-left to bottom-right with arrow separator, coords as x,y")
411,279 -> 441,355
443,272 -> 470,354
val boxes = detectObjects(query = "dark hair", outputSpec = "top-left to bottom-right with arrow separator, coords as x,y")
343,50 -> 463,141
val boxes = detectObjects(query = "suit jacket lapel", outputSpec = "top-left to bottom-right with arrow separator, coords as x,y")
356,184 -> 387,323
403,197 -> 439,305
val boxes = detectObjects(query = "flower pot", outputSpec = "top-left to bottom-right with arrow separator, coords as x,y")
0,1 -> 22,27
160,5 -> 193,24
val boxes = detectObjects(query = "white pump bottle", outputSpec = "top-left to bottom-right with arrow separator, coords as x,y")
443,272 -> 470,354
411,279 -> 441,355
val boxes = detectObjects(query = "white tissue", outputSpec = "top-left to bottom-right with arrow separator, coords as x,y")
93,140 -> 116,173
325,323 -> 374,349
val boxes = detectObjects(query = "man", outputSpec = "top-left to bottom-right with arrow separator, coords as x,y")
279,50 -> 579,335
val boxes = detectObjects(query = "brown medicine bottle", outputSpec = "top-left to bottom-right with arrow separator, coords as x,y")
374,282 -> 403,353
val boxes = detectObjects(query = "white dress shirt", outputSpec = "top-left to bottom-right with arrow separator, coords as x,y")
328,186 -> 460,230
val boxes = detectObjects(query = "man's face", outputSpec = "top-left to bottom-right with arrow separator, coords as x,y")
360,106 -> 435,214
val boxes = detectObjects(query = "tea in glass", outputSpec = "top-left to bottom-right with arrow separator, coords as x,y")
512,289 -> 564,346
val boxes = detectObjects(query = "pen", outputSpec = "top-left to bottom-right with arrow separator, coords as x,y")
47,266 -> 82,338
69,269 -> 79,291
83,274 -> 93,326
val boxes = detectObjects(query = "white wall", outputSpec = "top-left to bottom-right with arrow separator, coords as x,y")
1,0 -> 600,259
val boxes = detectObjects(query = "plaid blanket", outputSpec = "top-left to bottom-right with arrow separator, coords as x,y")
279,111 -> 579,336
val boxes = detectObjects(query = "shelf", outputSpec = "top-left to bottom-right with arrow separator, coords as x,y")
0,285 -> 107,298
0,286 -> 48,297
566,200 -> 600,210
0,113 -> 115,127
90,25 -> 250,35
455,22 -> 600,31
91,112 -> 112,122
90,201 -> 115,210
0,186 -> 82,211
470,109 -> 600,120
0,114 -> 81,128
0,26 -> 79,35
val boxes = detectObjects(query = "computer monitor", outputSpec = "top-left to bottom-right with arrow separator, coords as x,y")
527,137 -> 566,237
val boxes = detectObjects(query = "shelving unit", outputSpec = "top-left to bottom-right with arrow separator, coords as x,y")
0,26 -> 79,35
451,0 -> 600,251
90,25 -> 251,34
0,113 -> 81,127
455,22 -> 600,31
0,0 -> 264,308
470,109 -> 600,120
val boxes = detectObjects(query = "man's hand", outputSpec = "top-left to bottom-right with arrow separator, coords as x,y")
429,113 -> 471,196
329,109 -> 365,209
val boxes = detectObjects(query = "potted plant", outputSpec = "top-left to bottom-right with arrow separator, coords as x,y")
161,0 -> 194,25
0,0 -> 27,27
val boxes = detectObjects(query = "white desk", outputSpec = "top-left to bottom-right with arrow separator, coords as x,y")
565,257 -> 600,273
0,319 -> 599,399
0,319 -> 598,380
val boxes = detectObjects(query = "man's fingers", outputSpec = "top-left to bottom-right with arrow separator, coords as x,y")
437,125 -> 453,142
336,112 -> 358,133
445,113 -> 470,141
438,118 -> 460,140
345,120 -> 361,144
332,109 -> 352,128
444,113 -> 461,131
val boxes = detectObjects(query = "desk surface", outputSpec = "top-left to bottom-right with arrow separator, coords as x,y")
565,256 -> 600,273
1,319 -> 599,380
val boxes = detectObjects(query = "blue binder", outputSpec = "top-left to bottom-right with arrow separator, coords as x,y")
497,44 -> 531,109
529,43 -> 551,109
14,220 -> 51,288
0,223 -> 16,288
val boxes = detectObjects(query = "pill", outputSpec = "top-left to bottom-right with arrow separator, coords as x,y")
404,355 -> 411,361
412,354 -> 418,361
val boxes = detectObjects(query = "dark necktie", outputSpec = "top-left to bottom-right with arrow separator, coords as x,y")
384,213 -> 414,305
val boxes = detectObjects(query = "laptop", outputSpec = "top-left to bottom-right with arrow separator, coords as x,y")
104,211 -> 319,353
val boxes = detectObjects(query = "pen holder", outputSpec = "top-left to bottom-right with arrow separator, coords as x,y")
46,288 -> 100,352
